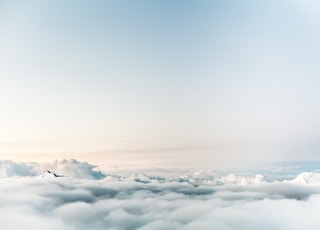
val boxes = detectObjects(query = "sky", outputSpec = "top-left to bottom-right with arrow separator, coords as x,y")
1,0 -> 320,169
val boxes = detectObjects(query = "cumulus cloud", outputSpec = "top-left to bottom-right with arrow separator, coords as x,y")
1,160 -> 320,229
0,159 -> 105,179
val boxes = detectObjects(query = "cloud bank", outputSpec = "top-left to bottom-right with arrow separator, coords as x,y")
1,160 -> 320,229
0,159 -> 105,179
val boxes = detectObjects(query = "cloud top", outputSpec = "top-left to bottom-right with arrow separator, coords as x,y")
1,159 -> 320,229
0,159 -> 105,179
1,175 -> 320,230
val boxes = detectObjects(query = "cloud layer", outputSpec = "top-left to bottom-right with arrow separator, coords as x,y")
1,160 -> 320,229
0,159 -> 105,179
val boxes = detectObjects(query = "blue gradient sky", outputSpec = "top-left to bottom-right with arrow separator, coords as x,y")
1,0 -> 320,168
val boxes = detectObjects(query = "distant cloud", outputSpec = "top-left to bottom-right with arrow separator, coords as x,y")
0,159 -> 105,179
1,160 -> 320,229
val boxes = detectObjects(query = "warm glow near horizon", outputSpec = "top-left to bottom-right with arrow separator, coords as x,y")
2,2 -> 320,229
1,0 -> 320,169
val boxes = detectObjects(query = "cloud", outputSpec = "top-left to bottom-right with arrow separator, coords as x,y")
0,159 -> 105,179
1,160 -> 320,229
0,160 -> 37,177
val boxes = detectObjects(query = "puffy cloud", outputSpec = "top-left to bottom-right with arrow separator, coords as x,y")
1,160 -> 320,229
0,159 -> 105,179
0,160 -> 37,177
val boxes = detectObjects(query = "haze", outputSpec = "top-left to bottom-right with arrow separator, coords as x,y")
1,0 -> 320,169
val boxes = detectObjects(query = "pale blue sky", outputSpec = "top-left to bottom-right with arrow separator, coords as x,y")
1,0 -> 320,168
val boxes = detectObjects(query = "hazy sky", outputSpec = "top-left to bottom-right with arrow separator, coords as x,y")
1,0 -> 320,168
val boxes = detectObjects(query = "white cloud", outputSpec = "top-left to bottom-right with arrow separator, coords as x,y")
1,160 -> 320,229
0,159 -> 105,179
